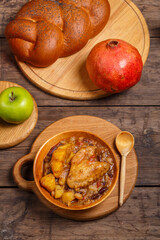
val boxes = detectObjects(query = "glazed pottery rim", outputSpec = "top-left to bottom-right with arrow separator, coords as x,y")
33,130 -> 119,211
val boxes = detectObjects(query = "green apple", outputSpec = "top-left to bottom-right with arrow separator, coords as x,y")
0,87 -> 34,124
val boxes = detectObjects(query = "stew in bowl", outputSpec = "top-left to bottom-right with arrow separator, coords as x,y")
34,131 -> 119,210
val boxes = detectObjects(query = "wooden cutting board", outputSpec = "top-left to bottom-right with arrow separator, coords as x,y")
14,115 -> 138,220
0,81 -> 38,149
16,0 -> 150,100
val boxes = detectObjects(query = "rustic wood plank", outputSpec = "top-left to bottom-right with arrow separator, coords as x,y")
0,187 -> 159,239
0,0 -> 159,236
1,0 -> 159,38
0,106 -> 159,187
1,38 -> 160,106
133,0 -> 160,38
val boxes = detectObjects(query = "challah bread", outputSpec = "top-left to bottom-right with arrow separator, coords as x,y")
5,0 -> 110,67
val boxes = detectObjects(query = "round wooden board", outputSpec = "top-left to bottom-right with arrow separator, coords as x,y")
24,115 -> 138,220
16,0 -> 150,100
0,81 -> 38,149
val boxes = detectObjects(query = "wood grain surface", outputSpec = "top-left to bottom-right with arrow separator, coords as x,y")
13,116 -> 137,220
0,81 -> 38,149
1,38 -> 160,105
0,0 -> 159,239
15,0 -> 150,100
0,187 -> 159,239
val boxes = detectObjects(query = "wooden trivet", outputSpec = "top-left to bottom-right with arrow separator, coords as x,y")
16,0 -> 150,100
13,116 -> 138,220
0,81 -> 38,149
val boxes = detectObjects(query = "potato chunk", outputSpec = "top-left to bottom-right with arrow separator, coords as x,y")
50,148 -> 66,178
62,191 -> 75,205
40,174 -> 55,193
52,148 -> 66,162
55,185 -> 64,198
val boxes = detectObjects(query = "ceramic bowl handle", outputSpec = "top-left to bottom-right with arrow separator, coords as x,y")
13,153 -> 35,192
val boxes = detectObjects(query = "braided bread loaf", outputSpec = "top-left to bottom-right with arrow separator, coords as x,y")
5,0 -> 110,67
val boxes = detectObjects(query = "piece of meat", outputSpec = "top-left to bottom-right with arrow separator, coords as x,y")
67,147 -> 110,190
59,167 -> 70,185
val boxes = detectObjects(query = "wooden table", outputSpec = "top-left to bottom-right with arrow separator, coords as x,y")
0,0 -> 160,239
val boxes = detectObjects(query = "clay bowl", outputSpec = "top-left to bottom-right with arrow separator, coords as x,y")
13,130 -> 119,211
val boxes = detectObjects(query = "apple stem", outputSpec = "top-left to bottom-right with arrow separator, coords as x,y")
107,40 -> 119,48
9,91 -> 16,102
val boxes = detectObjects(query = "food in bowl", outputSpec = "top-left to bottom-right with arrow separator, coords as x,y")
40,135 -> 115,207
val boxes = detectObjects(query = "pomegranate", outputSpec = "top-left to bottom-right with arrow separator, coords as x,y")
86,39 -> 143,94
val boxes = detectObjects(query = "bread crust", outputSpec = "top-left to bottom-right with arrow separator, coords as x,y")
5,0 -> 110,67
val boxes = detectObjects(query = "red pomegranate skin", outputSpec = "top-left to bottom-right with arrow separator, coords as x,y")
86,39 -> 143,94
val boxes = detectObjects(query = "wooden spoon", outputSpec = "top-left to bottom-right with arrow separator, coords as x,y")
116,131 -> 134,206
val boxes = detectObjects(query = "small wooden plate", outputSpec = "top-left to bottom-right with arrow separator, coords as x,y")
16,0 -> 150,100
13,116 -> 138,220
0,81 -> 38,149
